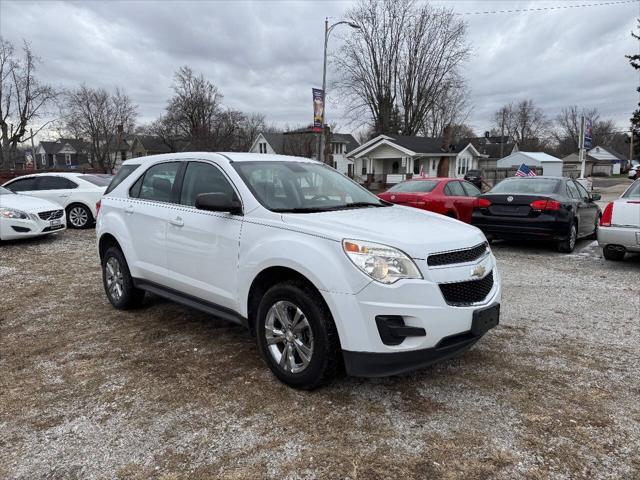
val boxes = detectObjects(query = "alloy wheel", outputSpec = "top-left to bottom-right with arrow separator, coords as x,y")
105,257 -> 124,302
569,225 -> 577,250
264,300 -> 314,374
69,206 -> 89,227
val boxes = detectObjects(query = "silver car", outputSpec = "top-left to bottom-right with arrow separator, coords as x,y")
597,179 -> 640,261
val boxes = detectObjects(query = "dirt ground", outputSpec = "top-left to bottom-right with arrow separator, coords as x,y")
1,230 -> 639,479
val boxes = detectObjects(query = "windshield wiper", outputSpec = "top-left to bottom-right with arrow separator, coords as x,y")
272,207 -> 334,213
331,202 -> 387,210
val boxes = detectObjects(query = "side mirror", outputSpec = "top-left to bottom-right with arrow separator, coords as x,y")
590,193 -> 601,201
195,192 -> 243,215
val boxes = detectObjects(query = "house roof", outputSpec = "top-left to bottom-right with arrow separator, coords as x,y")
256,131 -> 359,156
498,151 -> 561,167
462,137 -> 516,159
386,135 -> 466,154
39,141 -> 63,154
588,145 -> 627,161
134,135 -> 173,154
332,133 -> 359,153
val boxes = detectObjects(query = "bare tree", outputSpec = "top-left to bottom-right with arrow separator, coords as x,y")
552,106 -> 616,156
335,0 -> 469,136
63,85 -> 137,172
493,100 -> 550,150
421,76 -> 472,137
0,38 -> 58,167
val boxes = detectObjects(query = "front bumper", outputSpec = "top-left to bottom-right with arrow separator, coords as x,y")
321,252 -> 501,376
0,213 -> 66,240
598,226 -> 640,252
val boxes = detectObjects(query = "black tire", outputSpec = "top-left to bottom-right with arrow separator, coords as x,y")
66,203 -> 93,229
602,245 -> 625,261
557,221 -> 578,253
587,215 -> 600,240
255,281 -> 341,390
101,247 -> 145,309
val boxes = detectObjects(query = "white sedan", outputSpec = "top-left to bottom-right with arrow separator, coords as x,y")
598,179 -> 640,260
0,186 -> 66,240
2,173 -> 111,228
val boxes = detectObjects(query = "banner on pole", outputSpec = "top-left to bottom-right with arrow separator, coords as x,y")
25,150 -> 34,170
584,118 -> 593,150
312,88 -> 324,132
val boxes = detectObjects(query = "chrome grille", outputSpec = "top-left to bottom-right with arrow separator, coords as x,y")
38,209 -> 64,220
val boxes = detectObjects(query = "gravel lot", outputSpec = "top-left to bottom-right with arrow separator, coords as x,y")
1,230 -> 639,479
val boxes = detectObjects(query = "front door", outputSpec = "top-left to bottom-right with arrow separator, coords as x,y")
165,161 -> 242,310
574,180 -> 599,236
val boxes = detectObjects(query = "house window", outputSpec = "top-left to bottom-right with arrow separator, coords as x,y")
457,156 -> 471,176
121,151 -> 126,161
65,153 -> 72,165
41,154 -> 46,166
259,142 -> 268,153
432,159 -> 436,171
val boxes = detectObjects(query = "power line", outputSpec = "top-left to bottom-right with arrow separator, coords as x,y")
456,0 -> 639,16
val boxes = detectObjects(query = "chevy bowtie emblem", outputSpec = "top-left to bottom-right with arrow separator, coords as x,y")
470,265 -> 486,278
507,196 -> 514,202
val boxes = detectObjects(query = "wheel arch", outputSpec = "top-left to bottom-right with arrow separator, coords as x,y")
98,233 -> 122,261
66,201 -> 95,221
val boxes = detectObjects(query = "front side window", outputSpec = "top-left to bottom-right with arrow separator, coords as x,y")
232,161 -> 387,213
574,181 -> 590,201
566,181 -> 581,200
5,177 -> 36,192
622,180 -> 640,199
180,162 -> 235,206
136,162 -> 181,202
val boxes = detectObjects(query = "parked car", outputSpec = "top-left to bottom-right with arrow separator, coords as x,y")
463,169 -> 484,190
629,165 -> 639,180
0,186 -> 66,240
2,173 -> 111,229
378,177 -> 482,223
471,176 -> 601,253
96,153 -> 501,389
598,179 -> 640,261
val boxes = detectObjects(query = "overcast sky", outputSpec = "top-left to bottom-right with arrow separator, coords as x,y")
1,0 -> 638,139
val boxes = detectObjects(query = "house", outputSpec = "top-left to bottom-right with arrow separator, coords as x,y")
129,135 -> 174,158
249,129 -> 359,176
561,153 -> 597,177
497,151 -> 563,177
587,146 -> 626,176
346,134 -> 486,187
36,139 -> 91,169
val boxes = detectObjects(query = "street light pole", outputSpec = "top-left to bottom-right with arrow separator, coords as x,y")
316,18 -> 360,164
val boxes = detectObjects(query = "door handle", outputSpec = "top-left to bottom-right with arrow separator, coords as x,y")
169,216 -> 184,227
124,205 -> 134,215
58,194 -> 70,198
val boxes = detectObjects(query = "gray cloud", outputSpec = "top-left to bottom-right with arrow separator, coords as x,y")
0,0 -> 638,138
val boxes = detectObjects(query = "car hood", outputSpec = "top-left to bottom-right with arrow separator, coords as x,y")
0,193 -> 61,213
280,205 -> 486,259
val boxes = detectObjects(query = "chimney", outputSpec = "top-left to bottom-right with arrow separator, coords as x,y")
437,124 -> 452,177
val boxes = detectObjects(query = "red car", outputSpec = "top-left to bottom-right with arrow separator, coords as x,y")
378,177 -> 482,223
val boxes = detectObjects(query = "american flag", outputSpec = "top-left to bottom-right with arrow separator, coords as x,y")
515,163 -> 537,177
419,163 -> 425,178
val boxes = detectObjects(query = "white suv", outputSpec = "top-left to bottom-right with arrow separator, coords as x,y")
96,153 -> 501,389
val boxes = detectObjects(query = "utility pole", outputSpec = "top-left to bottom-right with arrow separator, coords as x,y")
30,127 -> 37,171
500,109 -> 505,159
630,126 -> 635,163
578,115 -> 587,185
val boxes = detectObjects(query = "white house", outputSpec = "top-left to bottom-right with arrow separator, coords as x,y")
249,130 -> 359,176
346,134 -> 486,186
587,146 -> 626,175
497,151 -> 563,177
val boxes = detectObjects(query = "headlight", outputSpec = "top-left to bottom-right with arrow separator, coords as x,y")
342,239 -> 422,284
0,208 -> 29,219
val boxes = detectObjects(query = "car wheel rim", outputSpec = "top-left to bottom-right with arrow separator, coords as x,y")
69,207 -> 88,227
265,300 -> 314,374
105,257 -> 124,302
569,226 -> 577,249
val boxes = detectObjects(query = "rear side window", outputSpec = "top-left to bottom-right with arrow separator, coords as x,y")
105,164 -> 140,195
180,162 -> 235,206
444,181 -> 465,196
388,180 -> 438,193
79,175 -> 112,187
137,162 -> 181,203
462,181 -> 481,197
37,176 -> 77,190
5,177 -> 36,191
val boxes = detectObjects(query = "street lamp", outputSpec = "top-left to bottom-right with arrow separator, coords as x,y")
317,18 -> 360,163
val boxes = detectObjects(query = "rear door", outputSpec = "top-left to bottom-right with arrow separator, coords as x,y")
444,181 -> 471,220
165,160 -> 243,309
126,161 -> 182,284
460,181 -> 482,222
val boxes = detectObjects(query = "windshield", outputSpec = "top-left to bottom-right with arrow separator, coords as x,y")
388,180 -> 438,193
79,174 -> 112,187
622,180 -> 640,199
232,161 -> 387,212
0,186 -> 13,195
490,178 -> 560,195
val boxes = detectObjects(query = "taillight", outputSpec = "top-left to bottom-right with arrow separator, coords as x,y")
530,199 -> 561,211
477,198 -> 491,208
600,202 -> 614,226
96,200 -> 101,217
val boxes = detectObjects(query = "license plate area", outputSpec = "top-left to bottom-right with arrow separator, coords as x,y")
472,303 -> 500,336
50,219 -> 61,227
